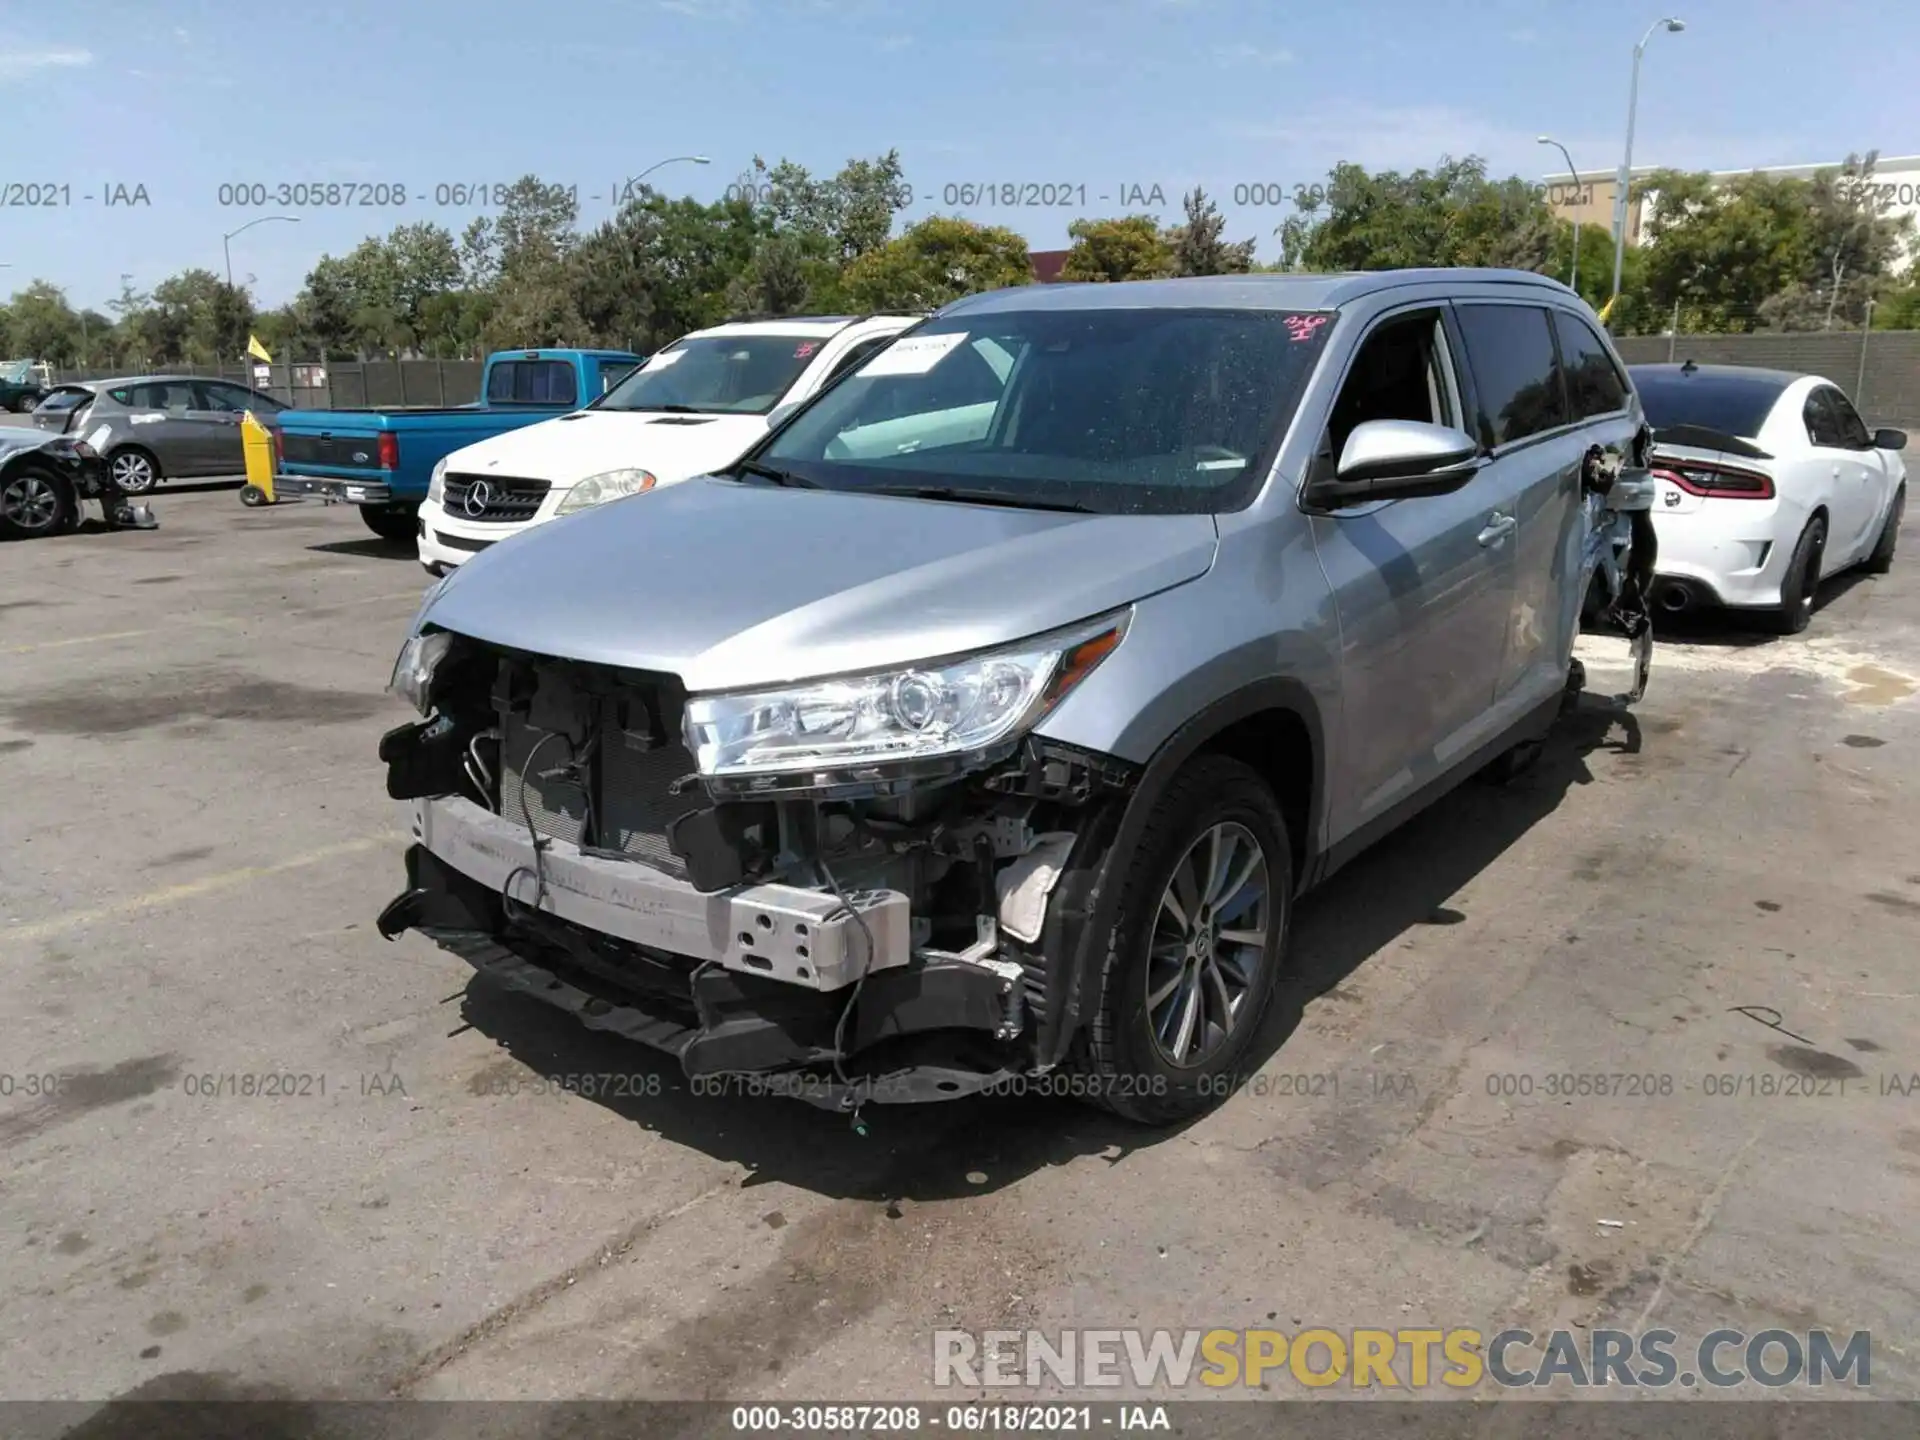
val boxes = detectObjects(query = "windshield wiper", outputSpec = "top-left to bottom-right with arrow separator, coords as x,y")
867,485 -> 1096,514
734,460 -> 819,488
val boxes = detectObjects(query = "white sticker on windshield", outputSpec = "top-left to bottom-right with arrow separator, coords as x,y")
641,349 -> 686,371
858,331 -> 967,377
87,424 -> 113,449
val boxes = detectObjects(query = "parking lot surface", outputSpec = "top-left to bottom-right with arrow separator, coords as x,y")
2,475 -> 1918,1414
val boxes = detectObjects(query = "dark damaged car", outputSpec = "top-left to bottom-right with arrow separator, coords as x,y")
0,428 -> 120,540
376,270 -> 1656,1124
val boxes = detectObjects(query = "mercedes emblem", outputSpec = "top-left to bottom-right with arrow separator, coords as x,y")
464,480 -> 493,517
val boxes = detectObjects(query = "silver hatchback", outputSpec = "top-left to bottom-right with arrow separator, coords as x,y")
33,375 -> 285,492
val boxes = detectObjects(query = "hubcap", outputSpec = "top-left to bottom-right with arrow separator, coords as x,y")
113,453 -> 154,489
1145,821 -> 1270,1067
2,474 -> 57,529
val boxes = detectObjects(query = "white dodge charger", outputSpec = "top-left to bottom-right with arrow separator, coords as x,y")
1630,362 -> 1906,634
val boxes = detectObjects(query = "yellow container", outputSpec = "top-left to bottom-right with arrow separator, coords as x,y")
240,410 -> 275,504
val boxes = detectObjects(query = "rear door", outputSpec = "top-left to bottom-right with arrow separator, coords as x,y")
125,380 -> 221,475
1306,303 -> 1514,826
1448,301 -> 1592,722
1803,387 -> 1878,562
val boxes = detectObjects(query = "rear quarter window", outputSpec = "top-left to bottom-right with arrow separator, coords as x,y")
1551,309 -> 1629,420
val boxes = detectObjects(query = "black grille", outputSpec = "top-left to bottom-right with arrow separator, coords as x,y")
443,473 -> 550,522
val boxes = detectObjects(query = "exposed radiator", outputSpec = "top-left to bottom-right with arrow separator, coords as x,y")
495,682 -> 698,878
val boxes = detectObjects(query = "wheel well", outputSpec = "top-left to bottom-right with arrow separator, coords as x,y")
1194,708 -> 1315,887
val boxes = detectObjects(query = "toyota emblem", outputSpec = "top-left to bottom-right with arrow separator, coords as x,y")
464,480 -> 492,517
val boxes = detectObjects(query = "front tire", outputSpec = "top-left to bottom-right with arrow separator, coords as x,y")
0,466 -> 76,539
1758,514 -> 1826,635
1865,484 -> 1904,575
1080,754 -> 1290,1125
361,502 -> 419,543
108,447 -> 160,495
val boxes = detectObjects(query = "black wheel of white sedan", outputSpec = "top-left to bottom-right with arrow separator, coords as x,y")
1081,754 -> 1290,1124
1866,485 -> 1904,575
1759,514 -> 1825,635
108,447 -> 160,494
0,467 -> 75,539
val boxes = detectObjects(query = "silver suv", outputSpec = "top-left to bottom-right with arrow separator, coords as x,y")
378,269 -> 1656,1125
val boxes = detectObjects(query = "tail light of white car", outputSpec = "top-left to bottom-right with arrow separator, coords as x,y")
1651,462 -> 1775,500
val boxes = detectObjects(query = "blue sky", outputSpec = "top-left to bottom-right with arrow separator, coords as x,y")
2,0 -> 1914,312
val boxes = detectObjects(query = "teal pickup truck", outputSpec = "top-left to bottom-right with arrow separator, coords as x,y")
270,348 -> 642,541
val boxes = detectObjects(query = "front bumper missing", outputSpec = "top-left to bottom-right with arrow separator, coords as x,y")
414,795 -> 912,989
382,798 -> 1028,1105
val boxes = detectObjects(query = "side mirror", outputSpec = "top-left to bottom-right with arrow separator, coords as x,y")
1872,427 -> 1907,451
1303,420 -> 1483,510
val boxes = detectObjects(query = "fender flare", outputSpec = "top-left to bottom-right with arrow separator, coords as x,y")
1035,676 -> 1328,1068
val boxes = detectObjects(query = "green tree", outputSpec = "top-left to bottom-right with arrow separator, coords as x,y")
1168,187 -> 1255,276
841,216 -> 1032,309
571,189 -> 766,350
1062,215 -> 1176,282
4,281 -> 83,364
465,177 -> 585,350
743,150 -> 912,265
144,269 -> 252,362
1276,157 -> 1554,273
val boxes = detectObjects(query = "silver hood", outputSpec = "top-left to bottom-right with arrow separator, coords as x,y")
422,476 -> 1219,693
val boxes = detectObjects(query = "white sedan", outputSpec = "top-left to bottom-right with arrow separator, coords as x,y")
1630,363 -> 1907,634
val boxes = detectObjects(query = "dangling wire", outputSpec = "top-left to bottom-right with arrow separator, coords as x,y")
818,854 -> 878,1136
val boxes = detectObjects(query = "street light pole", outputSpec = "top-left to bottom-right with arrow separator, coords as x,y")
1611,17 -> 1686,306
626,154 -> 710,196
222,214 -> 301,289
1538,135 -> 1582,295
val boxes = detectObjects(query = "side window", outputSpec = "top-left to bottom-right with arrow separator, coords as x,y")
1824,387 -> 1872,448
822,335 -> 893,386
1454,304 -> 1569,448
1551,309 -> 1628,420
600,362 -> 640,395
195,383 -> 251,412
1324,311 -> 1458,460
1803,389 -> 1845,447
128,382 -> 193,413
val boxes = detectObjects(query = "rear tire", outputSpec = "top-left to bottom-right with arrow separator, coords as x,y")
361,502 -> 419,544
1079,754 -> 1291,1126
107,446 -> 160,494
1758,514 -> 1826,635
1865,484 -> 1904,576
0,466 -> 76,539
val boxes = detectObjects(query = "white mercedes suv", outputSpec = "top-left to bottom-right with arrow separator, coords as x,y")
416,313 -> 923,573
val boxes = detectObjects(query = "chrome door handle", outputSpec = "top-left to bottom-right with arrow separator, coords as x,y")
1477,513 -> 1517,546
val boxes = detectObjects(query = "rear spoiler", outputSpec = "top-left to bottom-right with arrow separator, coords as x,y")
1649,424 -> 1773,461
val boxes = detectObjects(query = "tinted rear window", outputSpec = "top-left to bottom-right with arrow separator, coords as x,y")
486,359 -> 578,405
1631,368 -> 1786,439
1454,304 -> 1568,447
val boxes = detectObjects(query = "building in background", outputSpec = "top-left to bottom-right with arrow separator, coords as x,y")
1541,154 -> 1920,258
1030,249 -> 1070,283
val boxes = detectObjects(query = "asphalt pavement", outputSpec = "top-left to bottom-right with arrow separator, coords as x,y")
1,473 -> 1917,1421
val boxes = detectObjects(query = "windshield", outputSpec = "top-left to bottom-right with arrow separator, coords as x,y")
1631,368 -> 1788,440
750,307 -> 1335,514
0,360 -> 32,384
595,333 -> 829,415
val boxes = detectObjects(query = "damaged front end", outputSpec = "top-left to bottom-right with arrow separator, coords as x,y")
1577,425 -> 1660,704
376,617 -> 1137,1110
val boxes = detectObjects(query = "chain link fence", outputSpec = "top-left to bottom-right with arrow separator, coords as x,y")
49,359 -> 486,410
1611,329 -> 1920,429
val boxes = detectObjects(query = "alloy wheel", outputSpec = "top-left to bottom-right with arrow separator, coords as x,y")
1144,821 -> 1271,1067
111,452 -> 156,493
1,473 -> 59,531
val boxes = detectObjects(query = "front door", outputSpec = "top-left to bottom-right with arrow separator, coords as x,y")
1306,306 -> 1516,832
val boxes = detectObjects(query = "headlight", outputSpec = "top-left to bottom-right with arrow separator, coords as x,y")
683,611 -> 1130,793
427,458 -> 447,506
388,630 -> 453,716
556,467 -> 656,515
